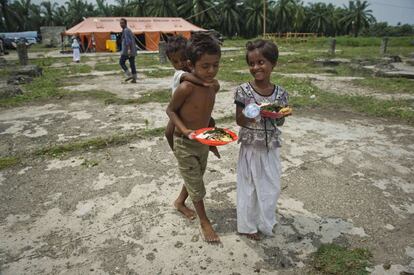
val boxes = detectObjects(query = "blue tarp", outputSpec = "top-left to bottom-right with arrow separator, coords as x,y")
0,31 -> 38,39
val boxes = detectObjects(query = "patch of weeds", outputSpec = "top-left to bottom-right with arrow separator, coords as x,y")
35,127 -> 165,157
0,68 -> 11,77
137,54 -> 160,67
353,77 -> 414,94
144,69 -> 174,78
277,76 -> 414,123
0,67 -> 64,107
277,61 -> 326,74
31,57 -> 71,67
59,89 -> 119,103
312,243 -> 372,274
58,89 -> 170,105
0,156 -> 21,170
136,89 -> 170,104
94,63 -> 119,71
139,127 -> 165,138
81,158 -> 99,168
68,64 -> 92,74
334,64 -> 371,77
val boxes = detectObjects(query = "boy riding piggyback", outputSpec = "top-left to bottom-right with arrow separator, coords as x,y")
166,33 -> 222,243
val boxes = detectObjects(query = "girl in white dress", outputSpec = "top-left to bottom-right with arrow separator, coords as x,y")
71,37 -> 80,63
234,39 -> 288,240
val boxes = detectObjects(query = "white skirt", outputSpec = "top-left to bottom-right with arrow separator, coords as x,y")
236,144 -> 281,235
72,48 -> 80,62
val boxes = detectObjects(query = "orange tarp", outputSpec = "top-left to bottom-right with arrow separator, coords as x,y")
64,17 -> 205,51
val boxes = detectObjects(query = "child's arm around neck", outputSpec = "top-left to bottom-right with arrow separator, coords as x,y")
166,81 -> 194,137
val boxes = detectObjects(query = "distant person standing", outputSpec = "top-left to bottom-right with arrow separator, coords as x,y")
71,36 -> 80,63
119,18 -> 137,83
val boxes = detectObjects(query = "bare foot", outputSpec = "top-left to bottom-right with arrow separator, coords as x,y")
239,232 -> 261,241
174,200 -> 196,220
199,222 -> 220,243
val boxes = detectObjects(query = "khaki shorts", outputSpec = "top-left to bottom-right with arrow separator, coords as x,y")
174,136 -> 209,202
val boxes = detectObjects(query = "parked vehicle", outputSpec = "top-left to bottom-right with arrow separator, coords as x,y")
0,31 -> 38,49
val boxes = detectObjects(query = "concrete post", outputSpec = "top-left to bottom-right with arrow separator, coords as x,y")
17,41 -> 29,65
0,39 -> 4,56
380,37 -> 389,55
158,41 -> 167,64
329,38 -> 336,55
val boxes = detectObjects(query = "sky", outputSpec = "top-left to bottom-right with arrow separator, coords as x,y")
33,0 -> 414,26
302,0 -> 414,25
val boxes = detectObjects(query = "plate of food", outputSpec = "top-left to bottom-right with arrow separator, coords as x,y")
260,103 -> 293,119
190,127 -> 238,146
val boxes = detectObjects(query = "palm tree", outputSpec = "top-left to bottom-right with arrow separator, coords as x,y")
306,2 -> 331,34
0,0 -> 20,31
113,0 -> 130,16
177,0 -> 217,29
243,0 -> 263,37
96,0 -> 112,17
65,0 -> 96,27
128,0 -> 149,16
292,0 -> 306,33
10,0 -> 31,30
270,0 -> 296,33
218,0 -> 242,37
148,0 -> 177,17
53,5 -> 68,26
341,0 -> 375,37
41,1 -> 58,26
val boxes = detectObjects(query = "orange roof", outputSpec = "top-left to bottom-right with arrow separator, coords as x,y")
64,17 -> 206,35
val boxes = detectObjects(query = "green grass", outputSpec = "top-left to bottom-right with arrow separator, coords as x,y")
34,127 -> 165,157
29,44 -> 60,52
275,76 -> 414,123
0,156 -> 21,170
144,69 -> 174,78
223,37 -> 250,48
31,57 -> 71,67
94,63 -> 120,71
312,244 -> 372,274
0,65 -> 90,107
0,67 -> 64,107
59,89 -> 171,105
352,77 -> 414,94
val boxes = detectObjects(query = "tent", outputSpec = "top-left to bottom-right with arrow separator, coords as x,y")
63,17 -> 206,52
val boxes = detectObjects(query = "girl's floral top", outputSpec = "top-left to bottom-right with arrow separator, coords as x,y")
234,82 -> 289,149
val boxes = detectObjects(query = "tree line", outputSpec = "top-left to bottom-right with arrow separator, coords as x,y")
1,0 -> 413,37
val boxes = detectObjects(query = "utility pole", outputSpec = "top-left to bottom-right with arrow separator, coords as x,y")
263,0 -> 266,37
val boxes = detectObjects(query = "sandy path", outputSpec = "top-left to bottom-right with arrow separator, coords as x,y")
0,72 -> 413,274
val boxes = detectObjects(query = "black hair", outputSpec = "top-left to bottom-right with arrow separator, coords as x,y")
187,32 -> 221,64
165,35 -> 188,59
245,39 -> 279,65
120,18 -> 127,25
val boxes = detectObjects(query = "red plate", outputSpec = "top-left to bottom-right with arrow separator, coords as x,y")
260,107 -> 292,119
260,110 -> 284,119
190,127 -> 238,146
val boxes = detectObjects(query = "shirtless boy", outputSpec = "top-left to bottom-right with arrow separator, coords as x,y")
166,32 -> 221,243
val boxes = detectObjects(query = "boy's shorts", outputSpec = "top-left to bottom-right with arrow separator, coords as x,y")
173,136 -> 209,202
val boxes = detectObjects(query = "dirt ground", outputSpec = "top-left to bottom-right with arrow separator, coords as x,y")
0,64 -> 413,274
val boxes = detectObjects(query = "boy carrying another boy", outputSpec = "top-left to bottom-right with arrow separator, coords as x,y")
164,35 -> 219,153
166,33 -> 221,243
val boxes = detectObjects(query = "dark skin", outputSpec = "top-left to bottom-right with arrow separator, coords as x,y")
236,49 -> 279,241
166,53 -> 221,243
165,50 -> 220,159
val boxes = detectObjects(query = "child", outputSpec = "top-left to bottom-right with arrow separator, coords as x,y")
164,35 -> 219,152
166,32 -> 221,243
234,39 -> 288,240
71,37 -> 80,63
